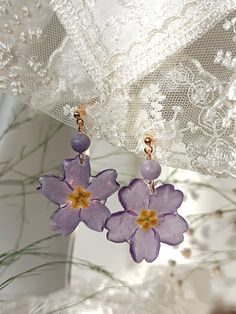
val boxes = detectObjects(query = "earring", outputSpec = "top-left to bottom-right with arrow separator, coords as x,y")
37,106 -> 120,236
105,136 -> 188,263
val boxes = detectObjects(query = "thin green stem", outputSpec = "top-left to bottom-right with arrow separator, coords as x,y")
45,285 -> 128,314
0,190 -> 36,200
0,261 -> 72,291
0,105 -> 27,142
1,124 -> 63,177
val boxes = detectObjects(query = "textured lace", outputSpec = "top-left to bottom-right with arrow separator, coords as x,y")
1,0 -> 236,177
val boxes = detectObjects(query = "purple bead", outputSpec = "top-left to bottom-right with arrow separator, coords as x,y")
71,133 -> 90,153
140,159 -> 161,180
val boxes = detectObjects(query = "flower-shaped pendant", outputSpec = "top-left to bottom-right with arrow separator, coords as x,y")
38,154 -> 120,235
105,179 -> 188,263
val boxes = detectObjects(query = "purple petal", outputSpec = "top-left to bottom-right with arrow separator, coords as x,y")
80,200 -> 111,232
130,228 -> 160,263
62,154 -> 91,188
50,205 -> 81,236
119,179 -> 149,213
106,211 -> 138,243
87,169 -> 120,201
155,214 -> 188,245
38,175 -> 72,206
149,184 -> 184,216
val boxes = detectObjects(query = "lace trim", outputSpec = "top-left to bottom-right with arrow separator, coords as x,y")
50,0 -> 107,91
51,0 -> 236,99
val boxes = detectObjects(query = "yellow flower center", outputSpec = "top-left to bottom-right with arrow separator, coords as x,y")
136,209 -> 159,231
67,186 -> 92,210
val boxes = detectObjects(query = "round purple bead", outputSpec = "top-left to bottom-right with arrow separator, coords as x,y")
71,133 -> 90,153
140,159 -> 161,180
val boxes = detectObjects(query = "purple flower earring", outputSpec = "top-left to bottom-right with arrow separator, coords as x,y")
105,136 -> 188,263
37,107 -> 120,236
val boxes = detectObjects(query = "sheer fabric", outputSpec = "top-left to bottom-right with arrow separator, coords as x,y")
1,0 -> 236,177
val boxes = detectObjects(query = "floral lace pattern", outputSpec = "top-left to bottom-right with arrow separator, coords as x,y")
134,53 -> 236,177
1,0 -> 236,177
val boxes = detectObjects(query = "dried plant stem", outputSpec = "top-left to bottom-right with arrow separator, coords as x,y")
187,208 -> 236,225
172,180 -> 236,206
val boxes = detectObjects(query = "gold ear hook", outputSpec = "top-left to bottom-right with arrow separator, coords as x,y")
144,136 -> 155,193
144,136 -> 154,160
74,105 -> 88,163
74,105 -> 87,133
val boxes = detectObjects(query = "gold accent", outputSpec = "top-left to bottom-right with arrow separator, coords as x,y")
144,136 -> 153,160
77,105 -> 87,117
67,186 -> 92,210
74,106 -> 88,164
136,209 -> 159,231
144,136 -> 155,193
74,106 -> 87,133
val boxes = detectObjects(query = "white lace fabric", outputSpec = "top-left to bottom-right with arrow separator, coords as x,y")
1,0 -> 236,177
